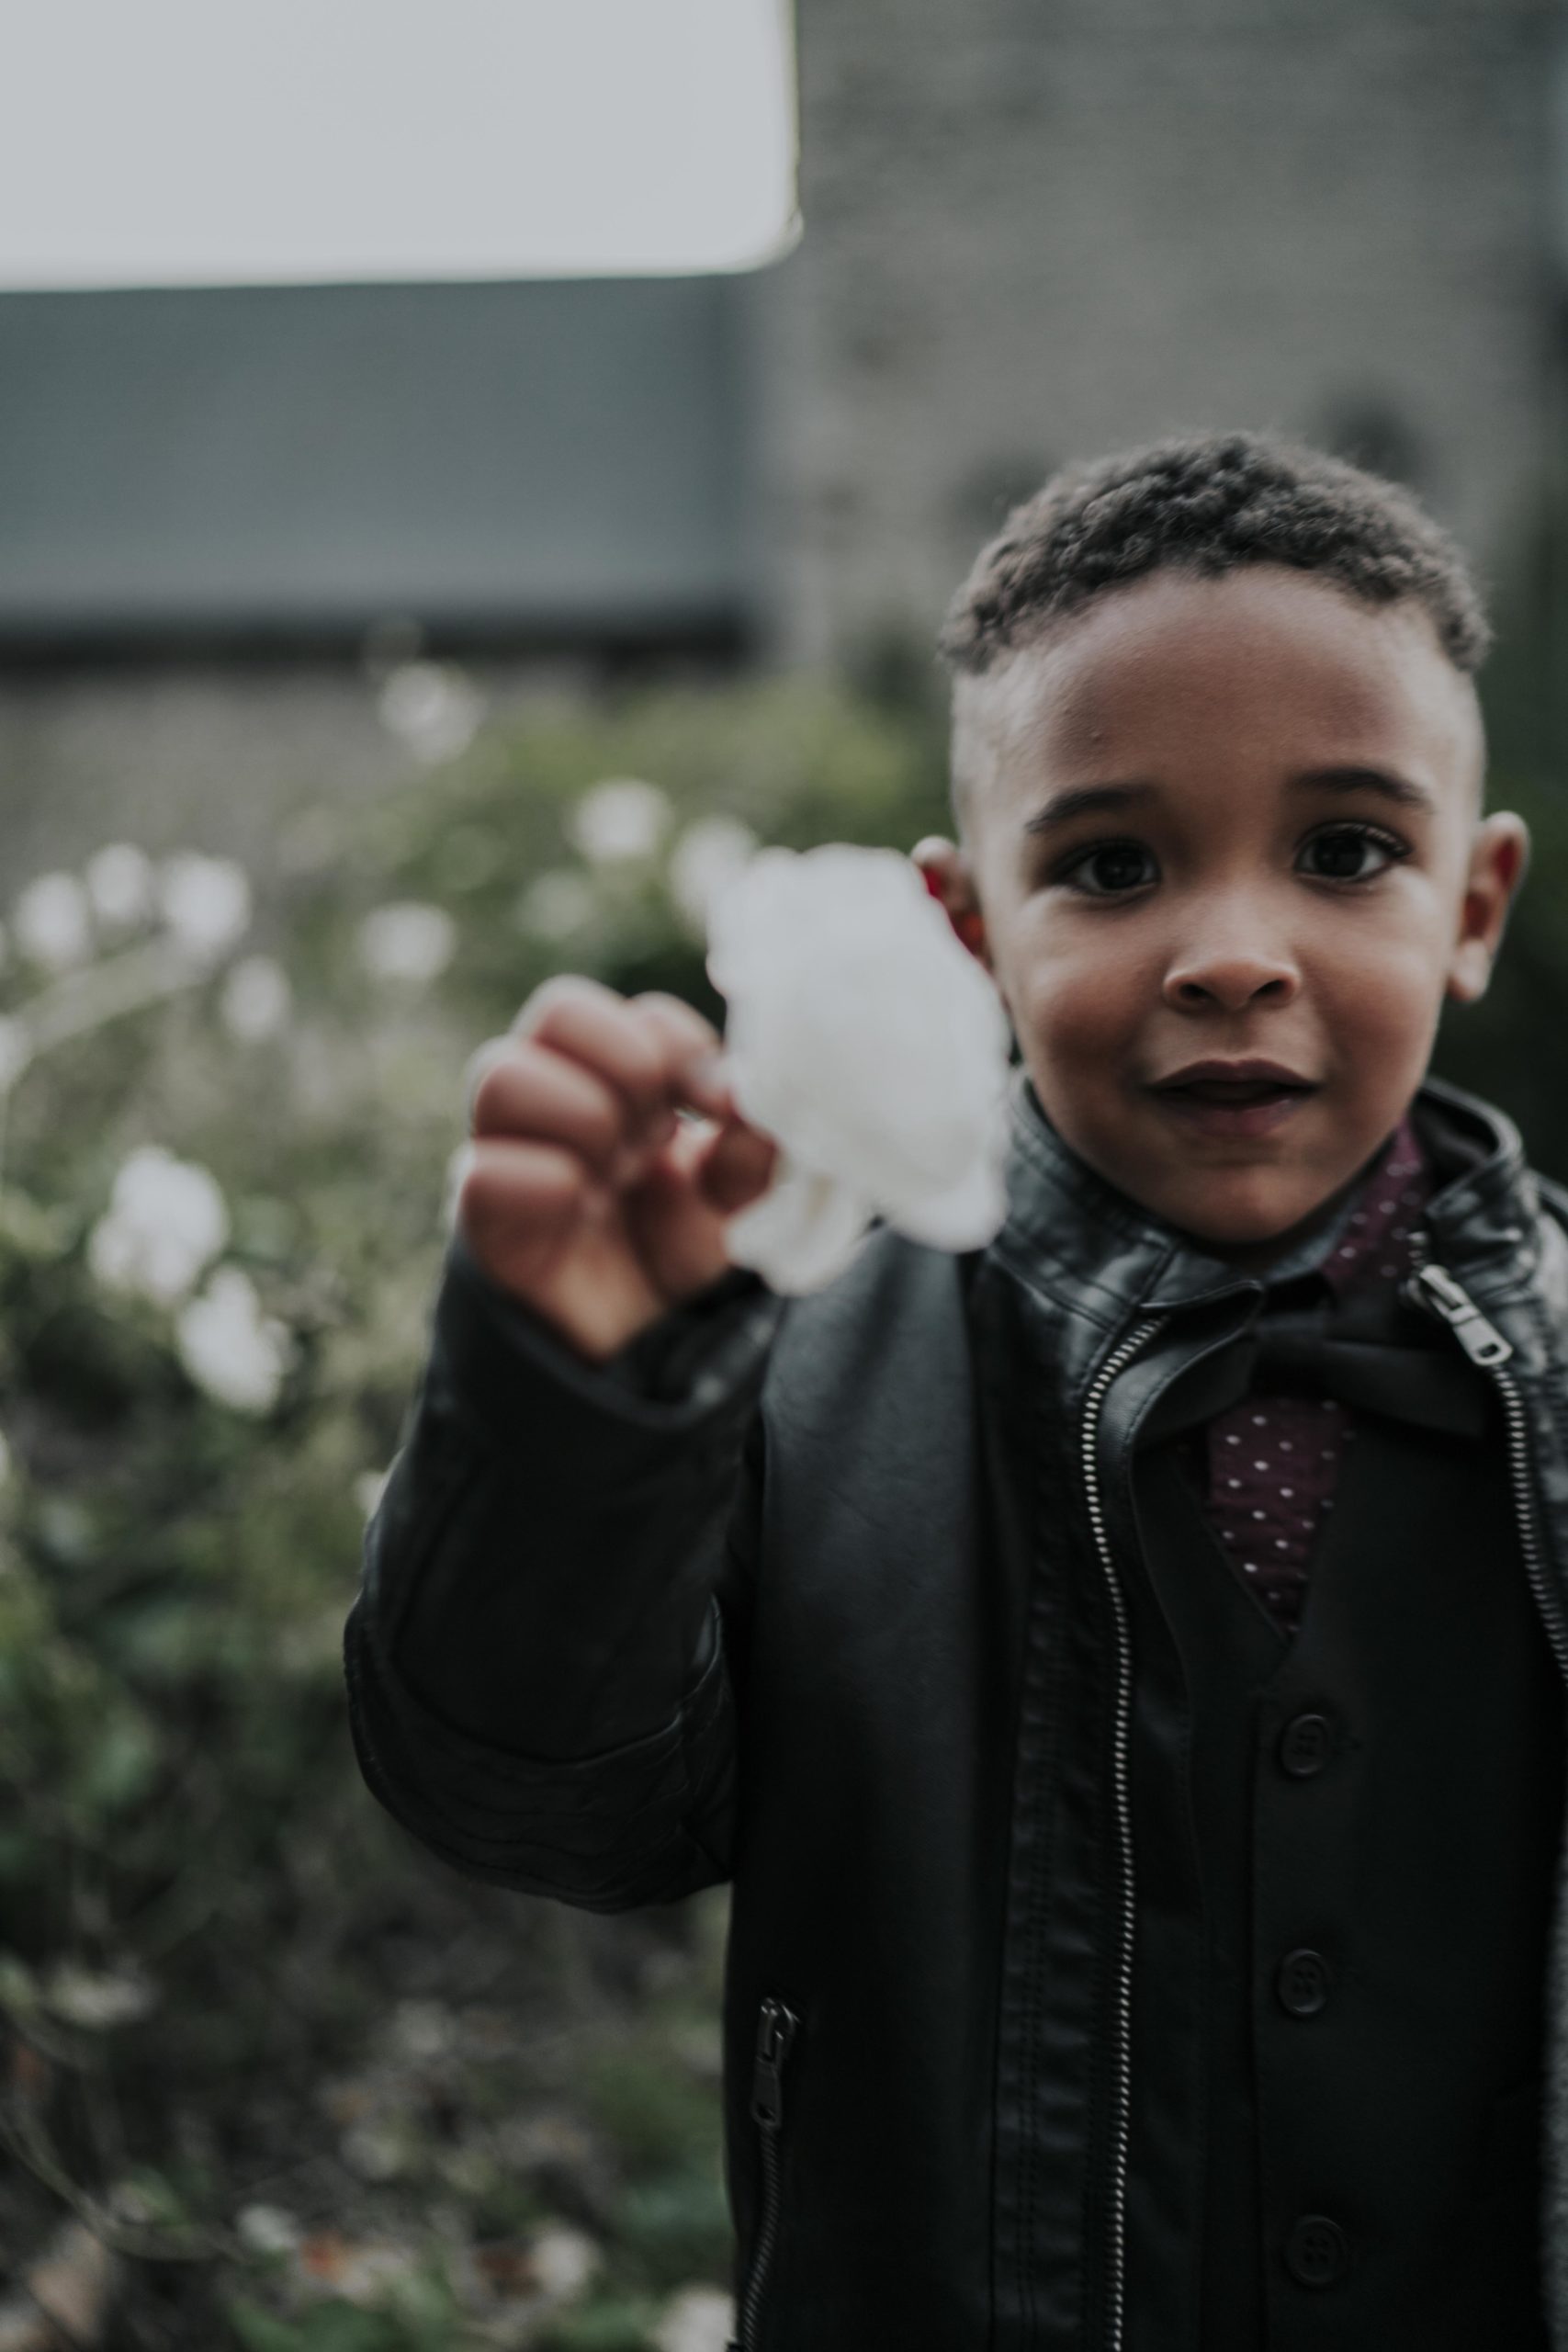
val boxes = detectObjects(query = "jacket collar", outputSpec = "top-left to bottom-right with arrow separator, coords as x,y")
991,1063 -> 1540,1320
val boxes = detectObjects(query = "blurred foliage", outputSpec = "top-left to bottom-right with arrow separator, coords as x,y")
0,673 -> 943,2349
0,652 -> 1562,2347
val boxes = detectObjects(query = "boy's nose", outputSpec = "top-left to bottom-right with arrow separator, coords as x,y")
1161,937 -> 1301,1014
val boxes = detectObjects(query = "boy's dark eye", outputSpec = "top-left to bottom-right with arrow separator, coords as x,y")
1058,838 -> 1157,896
1298,822 -> 1409,883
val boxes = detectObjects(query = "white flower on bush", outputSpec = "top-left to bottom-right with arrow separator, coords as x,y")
377,659 -> 485,765
158,854 -> 252,963
654,2287 -> 735,2352
85,842 -> 156,928
220,955 -> 292,1041
357,902 -> 457,984
706,845 -> 1013,1295
668,814 -> 760,933
175,1266 -> 293,1413
88,1147 -> 230,1306
15,872 -> 93,970
514,869 -> 596,941
568,777 -> 671,865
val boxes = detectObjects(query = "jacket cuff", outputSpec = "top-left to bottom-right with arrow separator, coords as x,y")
438,1234 -> 784,1436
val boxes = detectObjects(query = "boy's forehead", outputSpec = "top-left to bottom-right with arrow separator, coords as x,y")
954,569 -> 1483,812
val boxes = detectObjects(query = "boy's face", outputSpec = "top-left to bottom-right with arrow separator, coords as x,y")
914,565 -> 1529,1265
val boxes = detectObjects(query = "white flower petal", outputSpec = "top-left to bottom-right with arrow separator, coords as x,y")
220,956 -> 292,1041
377,660 -> 485,765
568,778 -> 671,865
88,1147 -> 230,1305
175,1267 -> 292,1413
668,815 -> 759,933
706,845 -> 1012,1288
357,902 -> 456,984
724,1154 -> 874,1295
85,843 -> 156,927
15,873 -> 93,970
158,854 -> 252,962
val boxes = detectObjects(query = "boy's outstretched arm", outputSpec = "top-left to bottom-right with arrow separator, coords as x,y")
342,978 -> 784,1913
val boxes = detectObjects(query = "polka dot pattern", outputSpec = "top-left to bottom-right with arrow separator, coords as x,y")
1202,1114 -> 1432,1633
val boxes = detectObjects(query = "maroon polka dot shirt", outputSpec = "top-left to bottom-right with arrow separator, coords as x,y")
1201,1114 -> 1432,1634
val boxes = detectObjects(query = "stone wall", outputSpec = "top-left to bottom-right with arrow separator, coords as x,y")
752,0 -> 1565,662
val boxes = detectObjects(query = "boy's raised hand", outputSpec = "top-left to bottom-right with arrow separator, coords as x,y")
456,975 -> 780,1363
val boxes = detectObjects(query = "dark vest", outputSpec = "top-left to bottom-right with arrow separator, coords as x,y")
1116,1303 -> 1566,2350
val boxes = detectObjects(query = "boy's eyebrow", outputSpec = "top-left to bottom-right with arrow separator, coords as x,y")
1287,764 -> 1438,814
1021,782 -> 1156,834
1020,765 -> 1437,836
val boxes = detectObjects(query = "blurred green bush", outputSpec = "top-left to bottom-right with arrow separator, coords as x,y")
0,662 -> 1558,2347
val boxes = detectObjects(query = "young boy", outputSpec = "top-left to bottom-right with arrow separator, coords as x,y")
343,431 -> 1568,2350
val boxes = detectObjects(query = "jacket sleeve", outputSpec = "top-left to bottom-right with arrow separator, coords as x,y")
342,1236 -> 785,1912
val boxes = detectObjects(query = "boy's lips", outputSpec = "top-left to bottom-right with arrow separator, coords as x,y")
1146,1058 -> 1321,1140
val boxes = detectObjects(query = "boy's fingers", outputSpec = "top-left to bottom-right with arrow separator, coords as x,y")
690,1112 -> 780,1216
511,977 -> 671,1125
627,991 -> 733,1117
468,1038 -> 648,1179
456,1135 -> 598,1259
509,977 -> 729,1125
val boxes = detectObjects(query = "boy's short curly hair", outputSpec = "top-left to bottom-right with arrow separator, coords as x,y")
939,428 -> 1491,678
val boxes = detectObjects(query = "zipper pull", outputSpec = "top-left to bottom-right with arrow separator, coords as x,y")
1405,1262 -> 1514,1366
750,1997 -> 797,2127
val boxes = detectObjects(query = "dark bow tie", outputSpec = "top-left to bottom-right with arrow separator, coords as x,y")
1139,1297 -> 1495,1447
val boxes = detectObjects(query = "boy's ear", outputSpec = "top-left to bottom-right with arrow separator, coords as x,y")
910,835 -> 990,967
1446,811 -> 1530,1004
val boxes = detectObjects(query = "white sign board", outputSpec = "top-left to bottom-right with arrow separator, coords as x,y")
0,0 -> 798,287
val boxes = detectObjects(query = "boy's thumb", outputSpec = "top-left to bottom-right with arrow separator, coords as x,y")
692,1113 -> 780,1216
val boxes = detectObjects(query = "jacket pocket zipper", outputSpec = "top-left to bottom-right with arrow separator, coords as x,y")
730,1996 -> 798,2352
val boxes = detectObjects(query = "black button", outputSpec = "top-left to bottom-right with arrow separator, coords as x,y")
1277,1948 -> 1333,2017
1285,2214 -> 1350,2287
1279,1712 -> 1334,1777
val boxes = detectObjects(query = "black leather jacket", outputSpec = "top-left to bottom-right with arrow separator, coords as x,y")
343,1070 -> 1568,2350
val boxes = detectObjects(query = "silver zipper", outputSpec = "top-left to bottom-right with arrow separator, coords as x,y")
1405,1251 -> 1568,1681
1079,1310 -> 1168,2352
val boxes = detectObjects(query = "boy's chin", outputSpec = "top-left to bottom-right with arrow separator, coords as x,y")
1148,1174 -> 1351,1262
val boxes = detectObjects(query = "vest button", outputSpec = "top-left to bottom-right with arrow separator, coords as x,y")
1279,1711 -> 1335,1777
1277,1947 -> 1333,2016
1285,2214 -> 1350,2286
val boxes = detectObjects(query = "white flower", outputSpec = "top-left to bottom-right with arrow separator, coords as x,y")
175,1266 -> 293,1413
158,854 -> 252,963
527,2224 -> 599,2300
85,843 -> 156,928
378,659 -> 485,765
15,872 -> 93,970
357,902 -> 457,985
568,777 -> 671,865
706,845 -> 1013,1294
236,2203 -> 303,2256
42,1961 -> 157,2029
668,815 -> 760,933
220,955 -> 292,1041
515,869 -> 597,941
88,1147 -> 230,1306
653,2287 -> 736,2352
